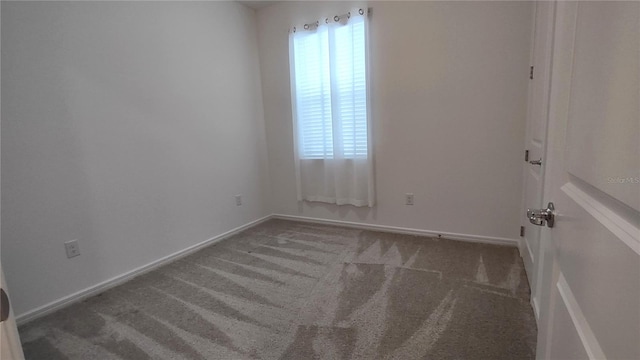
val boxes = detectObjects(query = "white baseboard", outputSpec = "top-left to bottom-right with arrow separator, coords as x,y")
15,215 -> 273,326
17,213 -> 518,325
272,214 -> 519,247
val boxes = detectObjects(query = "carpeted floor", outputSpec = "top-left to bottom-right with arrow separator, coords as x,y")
19,219 -> 537,359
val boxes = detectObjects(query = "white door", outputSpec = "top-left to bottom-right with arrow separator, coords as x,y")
0,267 -> 25,360
534,1 -> 640,359
520,0 -> 555,318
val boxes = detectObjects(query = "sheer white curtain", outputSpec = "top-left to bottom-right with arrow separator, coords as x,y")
289,10 -> 374,207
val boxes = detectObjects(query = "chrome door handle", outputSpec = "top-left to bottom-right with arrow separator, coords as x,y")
526,202 -> 555,228
529,159 -> 543,166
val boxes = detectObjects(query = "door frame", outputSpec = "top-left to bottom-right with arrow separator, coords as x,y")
519,0 -> 556,320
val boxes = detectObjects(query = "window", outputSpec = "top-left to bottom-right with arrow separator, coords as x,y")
291,15 -> 368,160
289,10 -> 374,207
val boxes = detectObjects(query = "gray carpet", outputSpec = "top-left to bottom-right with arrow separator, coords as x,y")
19,219 -> 537,359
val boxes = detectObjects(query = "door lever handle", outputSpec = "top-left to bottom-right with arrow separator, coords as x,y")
529,159 -> 543,166
526,202 -> 555,228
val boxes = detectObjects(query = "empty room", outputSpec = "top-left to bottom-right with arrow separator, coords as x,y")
1,1 -> 638,359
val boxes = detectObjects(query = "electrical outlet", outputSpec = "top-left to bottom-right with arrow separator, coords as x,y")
405,193 -> 414,205
235,194 -> 242,206
64,240 -> 80,258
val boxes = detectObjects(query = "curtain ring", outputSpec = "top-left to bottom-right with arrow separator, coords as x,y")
304,24 -> 309,30
325,18 -> 329,24
316,20 -> 319,26
292,26 -> 296,33
347,12 -> 351,18
334,15 -> 340,22
359,8 -> 364,15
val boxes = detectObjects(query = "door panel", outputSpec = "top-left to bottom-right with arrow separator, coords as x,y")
550,273 -> 604,360
558,182 -> 639,358
564,2 -> 640,212
537,1 -> 640,359
548,289 -> 591,360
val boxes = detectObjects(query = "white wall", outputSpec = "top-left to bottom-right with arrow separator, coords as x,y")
1,1 -> 270,317
257,1 -> 533,241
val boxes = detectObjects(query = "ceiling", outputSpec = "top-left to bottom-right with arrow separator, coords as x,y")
238,1 -> 278,10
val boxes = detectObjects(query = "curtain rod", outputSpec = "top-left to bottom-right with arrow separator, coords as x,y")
291,7 -> 372,33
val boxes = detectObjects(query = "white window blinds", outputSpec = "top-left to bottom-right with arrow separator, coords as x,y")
291,15 -> 368,160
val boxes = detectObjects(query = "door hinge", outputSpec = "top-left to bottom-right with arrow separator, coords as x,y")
520,226 -> 525,237
525,150 -> 529,162
529,66 -> 534,80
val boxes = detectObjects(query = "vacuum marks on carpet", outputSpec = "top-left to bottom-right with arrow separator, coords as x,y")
20,220 -> 536,359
